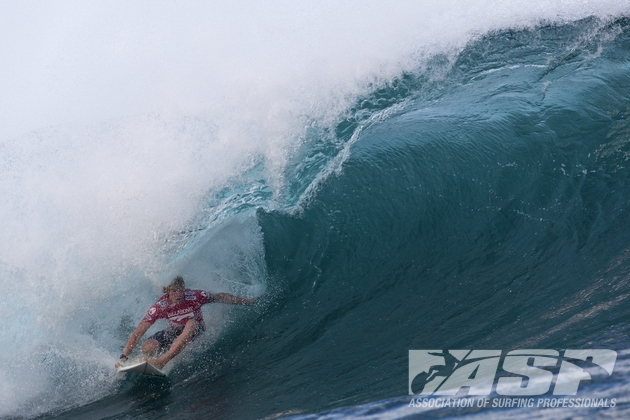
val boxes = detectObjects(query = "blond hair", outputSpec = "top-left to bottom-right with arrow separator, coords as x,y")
162,276 -> 185,293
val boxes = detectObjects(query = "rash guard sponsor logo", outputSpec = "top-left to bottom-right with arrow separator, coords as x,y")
170,312 -> 195,322
143,289 -> 213,327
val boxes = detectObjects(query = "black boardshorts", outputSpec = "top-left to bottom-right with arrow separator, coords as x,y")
147,324 -> 205,354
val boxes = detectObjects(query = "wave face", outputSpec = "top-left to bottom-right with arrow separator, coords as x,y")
254,18 -> 630,419
3,2 -> 630,420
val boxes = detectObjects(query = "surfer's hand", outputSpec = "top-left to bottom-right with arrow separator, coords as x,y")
115,355 -> 127,369
244,297 -> 258,305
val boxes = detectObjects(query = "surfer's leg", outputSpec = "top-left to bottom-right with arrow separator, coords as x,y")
149,320 -> 198,368
141,330 -> 176,357
141,339 -> 160,357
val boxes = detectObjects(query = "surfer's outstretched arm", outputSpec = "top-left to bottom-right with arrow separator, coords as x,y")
116,320 -> 152,368
213,293 -> 258,305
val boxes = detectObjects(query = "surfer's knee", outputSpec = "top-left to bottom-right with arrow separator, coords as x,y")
141,339 -> 160,355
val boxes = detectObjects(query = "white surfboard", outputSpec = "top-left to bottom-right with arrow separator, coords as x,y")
118,359 -> 166,377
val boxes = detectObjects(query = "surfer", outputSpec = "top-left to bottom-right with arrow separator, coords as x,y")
116,276 -> 257,369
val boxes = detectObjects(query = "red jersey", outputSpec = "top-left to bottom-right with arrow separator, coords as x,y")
143,289 -> 214,330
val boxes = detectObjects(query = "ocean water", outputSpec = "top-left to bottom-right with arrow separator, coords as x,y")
3,1 -> 630,419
